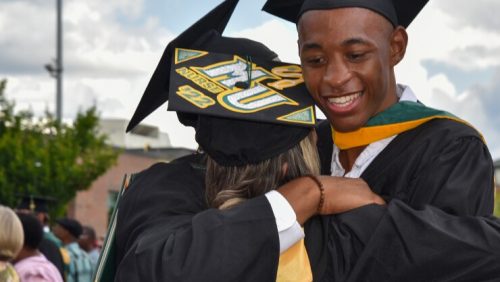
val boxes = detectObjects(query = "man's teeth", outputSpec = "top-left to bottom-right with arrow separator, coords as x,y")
328,92 -> 361,107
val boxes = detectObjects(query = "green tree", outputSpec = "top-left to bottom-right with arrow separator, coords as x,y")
0,79 -> 118,217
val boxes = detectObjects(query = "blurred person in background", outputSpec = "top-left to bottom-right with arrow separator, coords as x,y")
53,218 -> 92,282
78,226 -> 100,270
15,195 -> 65,278
0,205 -> 23,282
14,213 -> 63,282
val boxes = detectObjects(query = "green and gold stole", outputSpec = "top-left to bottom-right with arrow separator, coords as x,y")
276,239 -> 312,282
332,101 -> 474,150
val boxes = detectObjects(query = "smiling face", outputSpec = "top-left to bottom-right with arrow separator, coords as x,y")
298,8 -> 407,132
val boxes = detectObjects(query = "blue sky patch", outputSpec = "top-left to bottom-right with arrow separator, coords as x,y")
422,59 -> 495,94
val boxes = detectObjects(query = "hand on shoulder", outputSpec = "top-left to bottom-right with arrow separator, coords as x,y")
277,176 -> 385,224
318,176 -> 385,215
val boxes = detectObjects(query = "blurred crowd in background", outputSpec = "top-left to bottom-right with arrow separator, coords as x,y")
0,196 -> 100,282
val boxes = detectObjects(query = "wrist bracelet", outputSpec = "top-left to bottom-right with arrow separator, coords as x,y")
305,174 -> 324,213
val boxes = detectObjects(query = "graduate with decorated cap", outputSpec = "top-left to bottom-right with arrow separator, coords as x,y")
261,0 -> 500,280
112,0 -> 386,281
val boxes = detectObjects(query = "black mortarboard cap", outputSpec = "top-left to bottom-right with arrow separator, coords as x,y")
16,195 -> 55,213
195,115 -> 311,166
168,33 -> 316,166
56,217 -> 83,238
126,0 -> 239,132
262,0 -> 429,28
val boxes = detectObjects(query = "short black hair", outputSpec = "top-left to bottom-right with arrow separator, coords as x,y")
17,213 -> 43,250
82,225 -> 96,240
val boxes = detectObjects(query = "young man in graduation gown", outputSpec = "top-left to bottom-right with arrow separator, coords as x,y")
261,0 -> 500,280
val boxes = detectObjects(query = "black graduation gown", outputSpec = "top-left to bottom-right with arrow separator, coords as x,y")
114,154 -> 280,282
38,237 -> 65,279
310,118 -> 500,281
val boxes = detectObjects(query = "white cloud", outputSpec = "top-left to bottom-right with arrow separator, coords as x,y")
230,19 -> 300,64
436,0 -> 500,33
395,1 -> 500,158
0,0 -> 196,148
0,1 -> 55,74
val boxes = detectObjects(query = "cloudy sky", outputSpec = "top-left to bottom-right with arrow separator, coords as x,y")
1,0 -> 499,160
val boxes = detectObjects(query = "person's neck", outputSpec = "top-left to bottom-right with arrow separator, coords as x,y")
13,248 -> 39,263
339,146 -> 366,173
336,89 -> 400,172
64,238 -> 78,246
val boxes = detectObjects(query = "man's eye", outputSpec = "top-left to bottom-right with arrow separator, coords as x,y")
347,52 -> 365,61
305,57 -> 325,66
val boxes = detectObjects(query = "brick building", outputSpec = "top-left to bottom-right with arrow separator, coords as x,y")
67,119 -> 195,239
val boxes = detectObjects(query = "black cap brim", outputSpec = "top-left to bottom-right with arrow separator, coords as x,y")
262,0 -> 304,24
262,0 -> 428,28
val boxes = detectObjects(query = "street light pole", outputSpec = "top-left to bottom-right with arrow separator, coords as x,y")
56,0 -> 63,122
46,0 -> 63,122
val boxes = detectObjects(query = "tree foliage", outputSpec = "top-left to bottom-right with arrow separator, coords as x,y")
0,79 -> 118,217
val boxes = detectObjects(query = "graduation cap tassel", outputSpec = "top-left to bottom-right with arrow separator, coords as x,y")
29,196 -> 36,212
235,55 -> 253,89
246,55 -> 253,87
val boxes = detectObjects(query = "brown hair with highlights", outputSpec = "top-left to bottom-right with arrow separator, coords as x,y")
205,130 -> 320,209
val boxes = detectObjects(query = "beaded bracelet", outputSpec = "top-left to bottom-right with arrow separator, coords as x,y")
305,174 -> 324,213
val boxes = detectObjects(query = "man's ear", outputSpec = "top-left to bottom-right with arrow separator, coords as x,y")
390,26 -> 408,66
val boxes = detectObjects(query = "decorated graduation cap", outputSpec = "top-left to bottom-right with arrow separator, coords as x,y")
16,195 -> 55,213
169,33 -> 316,166
128,0 -> 316,166
262,0 -> 429,28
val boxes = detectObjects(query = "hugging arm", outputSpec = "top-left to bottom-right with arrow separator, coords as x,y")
114,158 -> 280,282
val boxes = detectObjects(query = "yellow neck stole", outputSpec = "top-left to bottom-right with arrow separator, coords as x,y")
276,239 -> 313,282
332,101 -> 467,150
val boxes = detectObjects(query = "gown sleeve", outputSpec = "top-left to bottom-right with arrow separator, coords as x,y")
114,156 -> 280,282
322,120 -> 500,281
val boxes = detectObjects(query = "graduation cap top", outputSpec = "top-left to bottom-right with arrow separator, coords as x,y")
128,0 -> 317,166
262,0 -> 429,28
169,34 -> 316,166
127,0 -> 240,132
16,195 -> 55,213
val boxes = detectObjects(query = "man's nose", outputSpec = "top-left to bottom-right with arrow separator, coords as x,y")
323,60 -> 351,89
